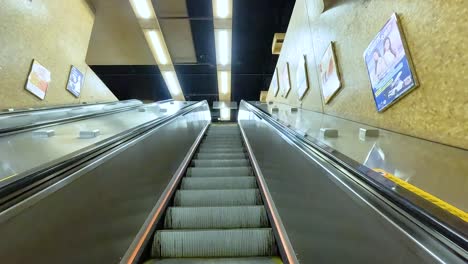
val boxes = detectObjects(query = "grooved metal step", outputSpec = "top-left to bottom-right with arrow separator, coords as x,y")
152,229 -> 276,258
164,206 -> 268,229
195,153 -> 246,160
174,189 -> 262,206
186,167 -> 252,177
198,147 -> 245,152
145,257 -> 282,264
180,177 -> 257,190
192,159 -> 250,167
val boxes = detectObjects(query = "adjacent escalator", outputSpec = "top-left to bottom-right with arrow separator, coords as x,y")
146,123 -> 282,263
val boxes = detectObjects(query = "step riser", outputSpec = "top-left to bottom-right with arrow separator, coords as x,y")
153,229 -> 276,258
164,207 -> 269,229
187,167 -> 253,177
174,190 -> 262,206
180,177 -> 257,190
192,160 -> 250,167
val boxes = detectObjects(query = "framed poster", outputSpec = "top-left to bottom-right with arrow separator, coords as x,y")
67,66 -> 84,97
271,68 -> 280,97
296,55 -> 309,100
363,13 -> 418,112
25,60 -> 51,100
281,62 -> 291,97
319,43 -> 341,103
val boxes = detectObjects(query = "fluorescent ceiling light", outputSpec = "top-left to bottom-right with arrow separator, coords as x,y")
162,71 -> 180,95
215,0 -> 230,18
146,30 -> 168,65
219,71 -> 229,94
215,29 -> 230,66
130,0 -> 153,19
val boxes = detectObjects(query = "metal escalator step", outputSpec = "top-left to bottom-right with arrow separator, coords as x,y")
180,177 -> 257,190
196,153 -> 246,160
152,229 -> 276,258
197,148 -> 245,153
199,144 -> 243,149
186,167 -> 252,177
164,206 -> 269,229
145,257 -> 283,264
174,189 -> 262,206
192,159 -> 249,167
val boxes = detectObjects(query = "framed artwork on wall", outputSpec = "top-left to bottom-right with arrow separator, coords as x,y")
363,13 -> 418,112
271,67 -> 280,97
66,66 -> 84,97
25,59 -> 51,100
296,55 -> 309,100
319,42 -> 341,104
281,62 -> 291,97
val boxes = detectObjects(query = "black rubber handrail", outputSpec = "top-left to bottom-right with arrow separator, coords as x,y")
0,100 -> 206,212
241,100 -> 467,253
0,99 -> 173,136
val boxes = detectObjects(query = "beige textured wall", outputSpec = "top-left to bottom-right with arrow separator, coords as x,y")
267,0 -> 468,149
0,0 -> 117,109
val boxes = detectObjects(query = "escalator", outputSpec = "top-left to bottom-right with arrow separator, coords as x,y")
145,123 -> 282,263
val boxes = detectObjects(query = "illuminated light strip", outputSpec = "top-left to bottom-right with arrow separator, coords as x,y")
162,71 -> 181,96
214,0 -> 230,18
145,30 -> 168,65
373,169 -> 468,222
219,71 -> 229,94
129,0 -> 185,100
215,29 -> 231,66
130,0 -> 153,19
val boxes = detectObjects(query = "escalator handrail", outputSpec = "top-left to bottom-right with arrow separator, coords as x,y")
0,99 -> 143,116
241,100 -> 468,252
0,99 -> 173,136
0,100 -> 207,214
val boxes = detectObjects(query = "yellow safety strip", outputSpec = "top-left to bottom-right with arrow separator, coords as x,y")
373,168 -> 468,222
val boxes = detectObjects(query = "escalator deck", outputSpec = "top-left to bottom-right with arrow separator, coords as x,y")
146,124 -> 282,263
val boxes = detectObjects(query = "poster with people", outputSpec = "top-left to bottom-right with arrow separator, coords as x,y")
66,66 -> 84,97
364,13 -> 418,112
281,63 -> 291,97
296,55 -> 309,100
319,43 -> 341,103
271,68 -> 279,97
25,60 -> 51,100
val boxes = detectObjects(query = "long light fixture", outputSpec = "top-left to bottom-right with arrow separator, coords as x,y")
162,71 -> 181,96
129,0 -> 153,19
212,0 -> 232,102
129,0 -> 185,100
214,0 -> 231,18
215,29 -> 231,66
218,71 -> 230,94
145,30 -> 169,65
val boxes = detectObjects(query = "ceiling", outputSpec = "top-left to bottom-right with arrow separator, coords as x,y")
88,0 -> 295,105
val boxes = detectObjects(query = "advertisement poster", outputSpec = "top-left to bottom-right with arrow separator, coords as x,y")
67,66 -> 84,97
319,43 -> 341,103
364,13 -> 418,112
271,68 -> 279,97
281,63 -> 291,97
296,55 -> 309,100
25,60 -> 51,100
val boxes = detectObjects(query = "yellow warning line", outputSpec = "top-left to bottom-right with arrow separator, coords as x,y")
373,169 -> 468,222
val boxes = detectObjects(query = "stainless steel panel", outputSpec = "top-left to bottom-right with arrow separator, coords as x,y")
238,117 -> 465,263
0,101 -> 193,184
0,105 -> 210,263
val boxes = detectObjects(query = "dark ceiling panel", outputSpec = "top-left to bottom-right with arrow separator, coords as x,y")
91,65 -> 171,102
232,0 -> 295,102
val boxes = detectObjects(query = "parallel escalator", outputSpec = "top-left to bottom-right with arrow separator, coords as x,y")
146,123 -> 282,263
